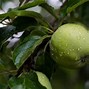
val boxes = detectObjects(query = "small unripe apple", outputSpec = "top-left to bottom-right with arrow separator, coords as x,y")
50,23 -> 89,68
36,71 -> 52,89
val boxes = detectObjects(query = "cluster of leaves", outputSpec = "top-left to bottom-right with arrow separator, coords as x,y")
0,0 -> 89,89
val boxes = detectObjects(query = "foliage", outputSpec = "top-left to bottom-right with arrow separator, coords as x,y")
0,0 -> 89,89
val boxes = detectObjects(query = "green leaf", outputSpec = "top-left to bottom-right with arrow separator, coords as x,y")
0,57 -> 16,75
9,71 -> 46,89
35,49 -> 54,79
40,3 -> 58,19
25,26 -> 53,35
12,16 -> 38,31
18,0 -> 45,10
17,0 -> 45,10
57,0 -> 89,26
13,26 -> 51,69
76,2 -> 89,27
0,58 -> 6,71
0,45 -> 16,75
0,10 -> 52,29
0,1 -> 2,9
0,73 -> 9,89
67,0 -> 89,13
0,25 -> 16,49
60,0 -> 89,17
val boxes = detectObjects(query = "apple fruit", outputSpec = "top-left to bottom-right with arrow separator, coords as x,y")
50,23 -> 89,68
36,71 -> 52,89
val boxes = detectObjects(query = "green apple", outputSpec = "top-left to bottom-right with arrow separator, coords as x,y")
50,23 -> 89,68
36,71 -> 52,89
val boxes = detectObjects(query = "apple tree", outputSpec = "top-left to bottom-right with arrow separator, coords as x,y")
0,0 -> 89,89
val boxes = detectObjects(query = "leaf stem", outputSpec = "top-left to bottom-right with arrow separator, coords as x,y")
17,0 -> 45,10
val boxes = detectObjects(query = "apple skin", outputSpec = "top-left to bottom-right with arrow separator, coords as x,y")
50,23 -> 89,68
36,71 -> 52,89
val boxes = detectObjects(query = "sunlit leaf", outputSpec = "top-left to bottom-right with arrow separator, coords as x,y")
9,71 -> 46,89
